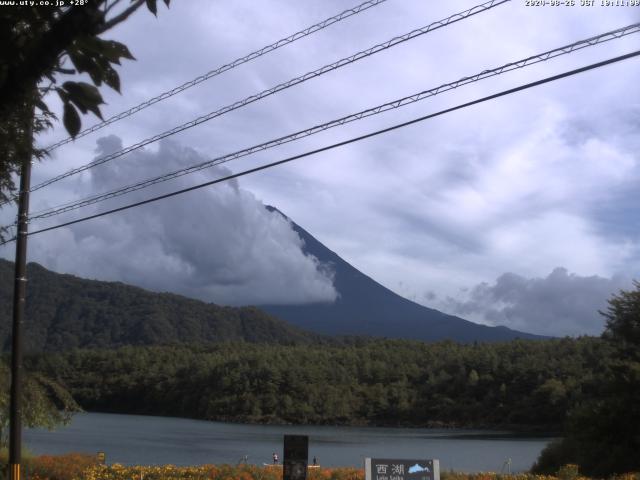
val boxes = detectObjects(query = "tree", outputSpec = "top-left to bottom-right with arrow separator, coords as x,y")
0,362 -> 80,449
0,0 -> 170,239
533,282 -> 640,476
602,280 -> 640,349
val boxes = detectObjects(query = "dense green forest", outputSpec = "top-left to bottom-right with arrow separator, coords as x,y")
0,260 -> 321,351
532,282 -> 640,476
25,337 -> 612,430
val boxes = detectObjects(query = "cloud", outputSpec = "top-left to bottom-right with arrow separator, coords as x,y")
19,136 -> 338,306
443,268 -> 633,336
2,0 -> 637,338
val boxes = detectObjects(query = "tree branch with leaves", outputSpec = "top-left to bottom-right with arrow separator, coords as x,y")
0,0 -> 170,239
0,362 -> 81,449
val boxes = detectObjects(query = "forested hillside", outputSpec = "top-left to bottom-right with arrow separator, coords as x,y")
0,259 -> 320,351
27,337 -> 612,430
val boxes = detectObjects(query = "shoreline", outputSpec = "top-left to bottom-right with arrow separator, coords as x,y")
77,409 -> 560,436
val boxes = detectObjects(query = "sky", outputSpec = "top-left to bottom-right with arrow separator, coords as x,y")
1,0 -> 639,337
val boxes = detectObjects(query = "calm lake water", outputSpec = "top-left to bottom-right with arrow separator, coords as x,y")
24,413 -> 554,472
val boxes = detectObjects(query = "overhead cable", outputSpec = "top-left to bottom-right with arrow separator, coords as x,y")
27,22 -> 640,221
0,49 -> 634,246
43,0 -> 389,152
25,0 -> 510,196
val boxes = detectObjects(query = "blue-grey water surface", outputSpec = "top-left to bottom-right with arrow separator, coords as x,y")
24,413 -> 554,472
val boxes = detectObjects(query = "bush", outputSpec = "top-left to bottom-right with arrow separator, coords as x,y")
531,439 -> 578,475
0,446 -> 36,480
556,464 -> 580,480
29,452 -> 98,480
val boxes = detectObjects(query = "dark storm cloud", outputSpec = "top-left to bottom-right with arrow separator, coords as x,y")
444,268 -> 633,336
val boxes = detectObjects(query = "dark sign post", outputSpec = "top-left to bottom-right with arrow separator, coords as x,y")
365,458 -> 440,480
283,435 -> 308,480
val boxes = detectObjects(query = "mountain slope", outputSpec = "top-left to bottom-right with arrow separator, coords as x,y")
261,207 -> 547,342
0,259 -> 320,352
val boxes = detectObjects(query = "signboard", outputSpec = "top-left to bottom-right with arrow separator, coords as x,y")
96,452 -> 106,464
365,458 -> 439,480
283,434 -> 308,480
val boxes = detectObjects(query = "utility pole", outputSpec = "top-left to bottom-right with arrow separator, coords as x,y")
9,112 -> 33,480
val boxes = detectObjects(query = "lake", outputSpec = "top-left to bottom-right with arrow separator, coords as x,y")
24,412 -> 554,472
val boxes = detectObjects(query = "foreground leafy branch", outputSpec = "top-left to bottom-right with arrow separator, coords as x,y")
0,0 -> 171,238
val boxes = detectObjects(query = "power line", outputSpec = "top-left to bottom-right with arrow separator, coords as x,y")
1,49 -> 635,246
26,22 -> 640,222
24,0 -> 510,196
43,0 -> 389,153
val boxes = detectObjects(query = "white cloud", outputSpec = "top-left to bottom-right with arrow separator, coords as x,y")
10,137 -> 338,306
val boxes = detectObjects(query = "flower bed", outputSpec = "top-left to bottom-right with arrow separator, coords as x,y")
3,454 -> 637,480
